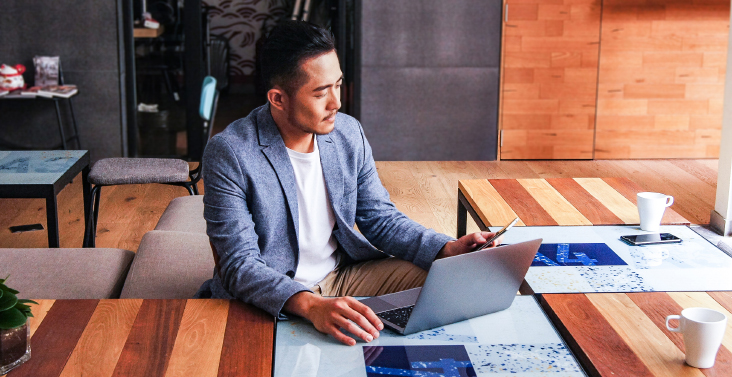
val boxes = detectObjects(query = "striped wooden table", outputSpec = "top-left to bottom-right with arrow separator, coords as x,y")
458,177 -> 690,236
4,299 -> 274,377
540,292 -> 732,377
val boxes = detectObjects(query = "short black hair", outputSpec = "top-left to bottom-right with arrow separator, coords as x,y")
259,20 -> 336,95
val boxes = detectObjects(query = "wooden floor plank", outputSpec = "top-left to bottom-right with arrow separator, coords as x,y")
29,299 -> 55,337
59,299 -> 143,377
629,292 -> 732,377
546,178 -> 624,224
540,294 -> 653,377
458,180 -> 525,228
217,301 -> 274,377
517,179 -> 592,226
11,300 -> 99,377
602,177 -> 690,225
111,299 -> 187,377
574,178 -> 640,224
489,179 -> 557,226
164,300 -> 230,377
670,160 -> 720,188
587,293 -> 705,377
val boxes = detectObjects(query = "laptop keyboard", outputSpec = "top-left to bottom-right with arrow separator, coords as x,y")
377,305 -> 414,328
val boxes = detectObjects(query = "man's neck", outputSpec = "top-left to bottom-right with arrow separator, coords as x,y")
270,106 -> 315,153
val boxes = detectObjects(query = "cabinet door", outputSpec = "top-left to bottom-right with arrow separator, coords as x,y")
500,0 -> 602,159
594,1 -> 728,159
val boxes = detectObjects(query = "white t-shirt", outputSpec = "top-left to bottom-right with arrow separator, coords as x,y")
286,139 -> 339,288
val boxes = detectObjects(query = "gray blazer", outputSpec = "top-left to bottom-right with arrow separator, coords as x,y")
198,104 -> 453,316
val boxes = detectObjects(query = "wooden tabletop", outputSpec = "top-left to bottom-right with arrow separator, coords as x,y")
6,299 -> 274,377
540,292 -> 732,377
458,177 -> 689,234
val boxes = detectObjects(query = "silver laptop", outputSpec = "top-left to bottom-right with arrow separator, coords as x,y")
360,238 -> 542,335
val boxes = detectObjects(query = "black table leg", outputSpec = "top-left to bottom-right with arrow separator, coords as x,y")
457,190 -> 488,238
82,166 -> 91,247
54,99 -> 68,150
457,191 -> 468,238
46,193 -> 60,247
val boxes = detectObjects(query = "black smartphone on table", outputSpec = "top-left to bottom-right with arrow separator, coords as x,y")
620,233 -> 681,246
474,217 -> 519,251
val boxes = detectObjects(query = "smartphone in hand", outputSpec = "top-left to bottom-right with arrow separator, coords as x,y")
474,217 -> 519,251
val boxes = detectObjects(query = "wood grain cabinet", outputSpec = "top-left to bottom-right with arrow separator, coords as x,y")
499,0 -> 729,160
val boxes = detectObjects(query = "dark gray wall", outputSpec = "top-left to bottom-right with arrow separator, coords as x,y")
358,0 -> 502,160
0,0 -> 127,161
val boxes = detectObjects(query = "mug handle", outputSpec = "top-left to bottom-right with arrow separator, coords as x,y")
666,315 -> 681,332
665,196 -> 674,207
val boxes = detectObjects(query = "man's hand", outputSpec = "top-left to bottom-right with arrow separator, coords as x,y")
284,291 -> 383,346
436,231 -> 502,259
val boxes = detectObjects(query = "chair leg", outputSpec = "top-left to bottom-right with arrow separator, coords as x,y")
90,186 -> 103,247
191,182 -> 199,195
84,185 -> 102,247
184,183 -> 196,195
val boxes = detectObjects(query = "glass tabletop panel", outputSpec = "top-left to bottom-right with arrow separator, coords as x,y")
0,150 -> 86,185
275,296 -> 585,377
498,225 -> 732,294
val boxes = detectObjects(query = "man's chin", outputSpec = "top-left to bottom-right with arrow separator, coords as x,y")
314,122 -> 336,135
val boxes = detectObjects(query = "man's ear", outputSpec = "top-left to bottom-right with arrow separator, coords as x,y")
267,86 -> 287,112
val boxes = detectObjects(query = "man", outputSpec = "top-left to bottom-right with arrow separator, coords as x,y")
197,20 -> 501,346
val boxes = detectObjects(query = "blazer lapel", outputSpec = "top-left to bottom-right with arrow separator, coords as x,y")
257,106 -> 299,239
318,133 -> 344,211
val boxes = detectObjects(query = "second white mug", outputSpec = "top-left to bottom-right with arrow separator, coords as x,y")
637,192 -> 673,231
666,307 -> 727,368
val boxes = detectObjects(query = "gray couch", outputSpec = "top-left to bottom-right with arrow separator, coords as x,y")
120,195 -> 212,298
0,248 -> 134,299
0,195 -> 212,299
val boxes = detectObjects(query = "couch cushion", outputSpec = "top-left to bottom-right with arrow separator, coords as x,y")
0,248 -> 134,299
154,195 -> 206,234
120,230 -> 214,299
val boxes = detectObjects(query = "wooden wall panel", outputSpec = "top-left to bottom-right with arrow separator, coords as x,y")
595,0 -> 730,159
501,0 -> 602,160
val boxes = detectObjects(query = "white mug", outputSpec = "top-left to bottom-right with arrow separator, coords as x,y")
666,307 -> 727,368
637,192 -> 674,231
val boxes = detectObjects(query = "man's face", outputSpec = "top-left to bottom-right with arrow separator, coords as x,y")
285,50 -> 343,135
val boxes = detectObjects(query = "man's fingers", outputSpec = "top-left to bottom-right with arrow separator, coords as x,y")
347,298 -> 384,332
327,325 -> 357,346
334,315 -> 375,344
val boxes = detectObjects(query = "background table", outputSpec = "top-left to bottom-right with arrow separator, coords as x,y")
6,299 -> 274,377
457,177 -> 690,237
0,150 -> 89,247
275,296 -> 586,377
540,291 -> 732,377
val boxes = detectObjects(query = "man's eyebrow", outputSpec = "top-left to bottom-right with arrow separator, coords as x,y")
312,76 -> 344,92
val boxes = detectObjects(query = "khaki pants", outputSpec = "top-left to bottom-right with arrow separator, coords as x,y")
311,258 -> 428,297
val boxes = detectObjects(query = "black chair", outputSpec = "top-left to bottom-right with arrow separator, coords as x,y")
83,76 -> 218,247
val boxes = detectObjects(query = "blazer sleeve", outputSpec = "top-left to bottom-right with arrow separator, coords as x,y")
352,125 -> 455,270
203,137 -> 309,317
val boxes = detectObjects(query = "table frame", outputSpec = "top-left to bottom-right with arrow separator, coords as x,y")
0,151 -> 90,247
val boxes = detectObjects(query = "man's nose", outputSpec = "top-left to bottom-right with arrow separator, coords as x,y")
328,88 -> 341,110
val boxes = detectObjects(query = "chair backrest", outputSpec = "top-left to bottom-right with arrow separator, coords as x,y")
200,76 -> 217,121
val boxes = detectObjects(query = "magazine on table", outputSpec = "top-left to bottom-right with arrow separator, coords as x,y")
21,86 -> 54,98
38,85 -> 78,98
3,89 -> 37,99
